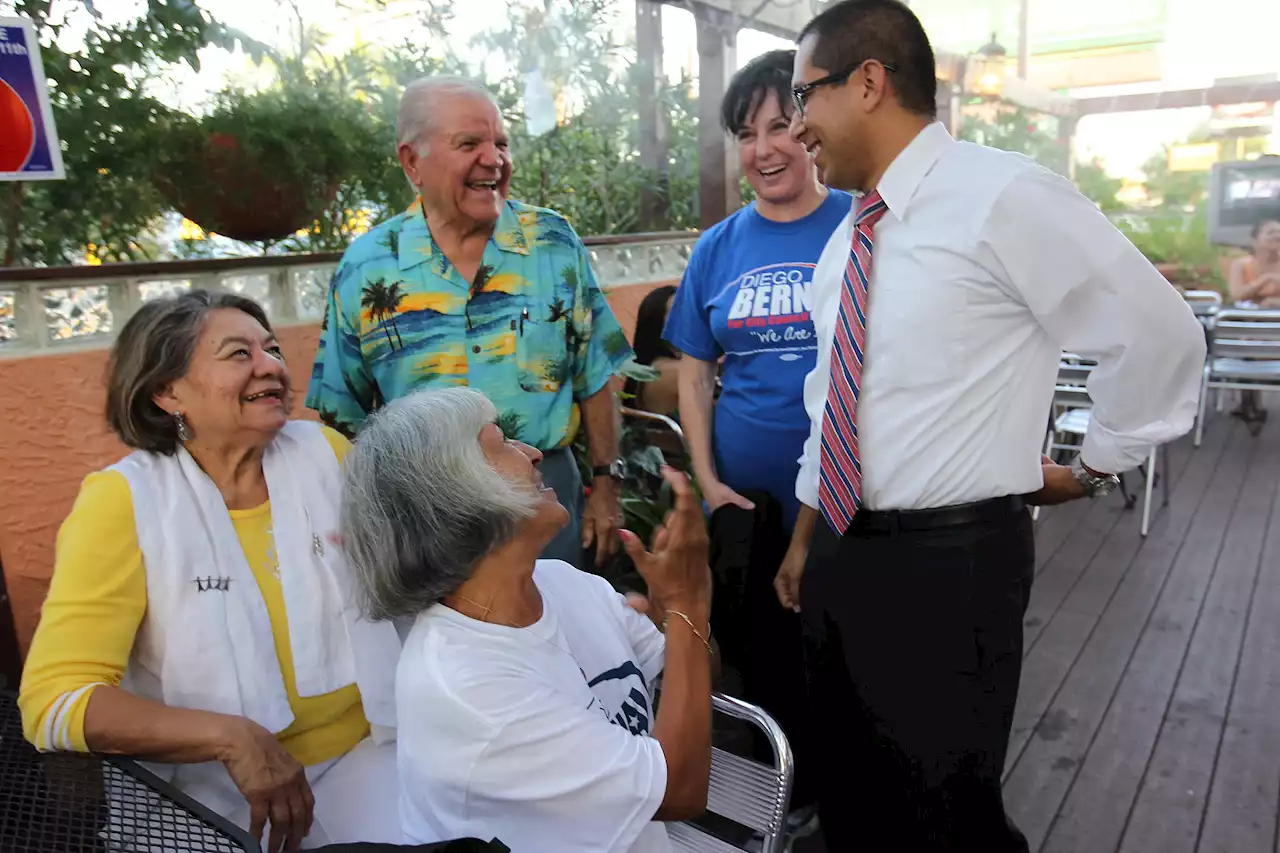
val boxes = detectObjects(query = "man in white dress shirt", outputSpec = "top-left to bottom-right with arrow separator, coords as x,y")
773,1 -> 1207,849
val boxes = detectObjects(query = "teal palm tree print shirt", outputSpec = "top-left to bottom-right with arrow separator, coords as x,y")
305,199 -> 633,449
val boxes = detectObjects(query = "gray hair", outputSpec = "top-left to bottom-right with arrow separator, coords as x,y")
395,75 -> 497,155
105,289 -> 273,455
340,386 -> 542,621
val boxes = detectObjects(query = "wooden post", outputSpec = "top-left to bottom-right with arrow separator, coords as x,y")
693,4 -> 738,230
1016,0 -> 1029,80
636,0 -> 670,231
936,77 -> 960,137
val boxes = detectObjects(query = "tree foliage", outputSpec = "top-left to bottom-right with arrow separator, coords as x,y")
480,0 -> 698,235
1,0 -> 696,265
1139,145 -> 1210,210
1,0 -> 239,264
1074,157 -> 1124,213
958,104 -> 1069,176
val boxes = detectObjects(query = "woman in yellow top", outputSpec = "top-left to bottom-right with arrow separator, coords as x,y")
19,290 -> 403,852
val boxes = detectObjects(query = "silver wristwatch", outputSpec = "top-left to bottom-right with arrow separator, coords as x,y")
1070,455 -> 1120,498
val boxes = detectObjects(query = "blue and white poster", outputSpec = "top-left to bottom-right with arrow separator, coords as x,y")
0,17 -> 64,181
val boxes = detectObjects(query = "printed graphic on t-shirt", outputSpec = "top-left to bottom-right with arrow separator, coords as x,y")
720,262 -> 817,360
583,661 -> 651,736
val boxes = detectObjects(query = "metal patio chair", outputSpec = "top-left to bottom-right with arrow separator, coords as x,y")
1194,308 -> 1280,447
670,693 -> 795,853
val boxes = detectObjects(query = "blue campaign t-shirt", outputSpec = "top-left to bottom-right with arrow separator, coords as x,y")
662,190 -> 852,531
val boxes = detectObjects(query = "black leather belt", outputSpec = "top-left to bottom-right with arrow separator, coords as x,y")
846,494 -> 1027,534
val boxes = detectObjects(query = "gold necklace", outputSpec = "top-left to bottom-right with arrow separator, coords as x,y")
453,594 -> 577,659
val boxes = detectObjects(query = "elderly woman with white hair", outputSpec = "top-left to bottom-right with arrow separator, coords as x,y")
340,386 -> 715,853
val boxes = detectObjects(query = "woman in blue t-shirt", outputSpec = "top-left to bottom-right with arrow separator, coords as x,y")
661,48 -> 850,826
663,49 -> 850,531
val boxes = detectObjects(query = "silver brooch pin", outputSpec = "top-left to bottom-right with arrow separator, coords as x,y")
313,534 -> 325,557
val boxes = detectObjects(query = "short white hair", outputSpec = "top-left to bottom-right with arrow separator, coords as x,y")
340,387 -> 542,621
395,75 -> 497,155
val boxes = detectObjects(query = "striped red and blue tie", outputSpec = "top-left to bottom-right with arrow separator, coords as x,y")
818,190 -> 889,535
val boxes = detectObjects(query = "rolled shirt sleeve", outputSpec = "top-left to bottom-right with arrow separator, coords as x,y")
982,168 -> 1207,474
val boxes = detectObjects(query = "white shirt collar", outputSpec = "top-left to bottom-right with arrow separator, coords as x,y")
876,120 -> 954,218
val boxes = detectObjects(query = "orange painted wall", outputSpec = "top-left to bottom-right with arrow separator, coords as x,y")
0,282 -> 669,656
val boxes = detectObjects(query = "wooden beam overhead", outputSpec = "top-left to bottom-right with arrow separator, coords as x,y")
1073,81 -> 1280,117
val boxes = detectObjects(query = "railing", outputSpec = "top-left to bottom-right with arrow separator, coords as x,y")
0,231 -> 697,357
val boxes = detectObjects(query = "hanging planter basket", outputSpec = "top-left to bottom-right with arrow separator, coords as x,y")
156,132 -> 339,242
153,87 -> 362,243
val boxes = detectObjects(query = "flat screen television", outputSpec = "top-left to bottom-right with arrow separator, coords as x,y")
1209,156 -> 1280,247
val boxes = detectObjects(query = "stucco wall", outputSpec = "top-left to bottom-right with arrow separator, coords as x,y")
0,282 -> 666,656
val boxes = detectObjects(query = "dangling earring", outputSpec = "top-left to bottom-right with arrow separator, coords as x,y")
174,412 -> 193,442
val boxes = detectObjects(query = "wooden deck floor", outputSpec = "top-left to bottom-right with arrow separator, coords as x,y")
1004,411 -> 1280,853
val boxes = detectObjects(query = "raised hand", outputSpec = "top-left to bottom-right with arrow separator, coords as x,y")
619,467 -> 711,616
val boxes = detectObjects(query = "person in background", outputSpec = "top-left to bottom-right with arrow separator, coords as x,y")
623,284 -> 681,418
780,1 -> 1206,849
339,387 -> 713,852
19,291 -> 403,852
661,48 -> 850,825
306,75 -> 633,569
1228,217 -> 1280,309
1226,217 -> 1280,426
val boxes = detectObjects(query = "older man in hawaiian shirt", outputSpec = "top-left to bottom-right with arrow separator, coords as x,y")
306,75 -> 632,567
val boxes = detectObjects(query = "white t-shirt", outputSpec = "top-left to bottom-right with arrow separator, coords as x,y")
397,559 -> 672,853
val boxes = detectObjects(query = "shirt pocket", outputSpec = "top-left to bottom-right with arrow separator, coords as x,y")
515,298 -> 571,393
867,273 -> 969,391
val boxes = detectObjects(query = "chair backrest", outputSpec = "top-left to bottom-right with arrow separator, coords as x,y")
670,693 -> 794,853
1051,355 -> 1095,408
1183,289 -> 1223,317
621,406 -> 691,472
1211,309 -> 1280,361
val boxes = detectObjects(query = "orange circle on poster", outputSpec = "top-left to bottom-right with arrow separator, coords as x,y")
0,79 -> 36,173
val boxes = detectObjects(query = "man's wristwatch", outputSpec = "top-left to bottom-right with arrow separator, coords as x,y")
592,459 -> 627,482
1070,456 -> 1120,498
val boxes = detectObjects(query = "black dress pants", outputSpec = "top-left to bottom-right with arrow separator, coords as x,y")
800,499 -> 1034,852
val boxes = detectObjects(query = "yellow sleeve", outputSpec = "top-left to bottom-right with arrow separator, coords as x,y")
18,470 -> 147,753
320,424 -> 352,464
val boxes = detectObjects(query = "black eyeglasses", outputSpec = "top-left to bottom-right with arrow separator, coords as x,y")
791,59 -> 898,117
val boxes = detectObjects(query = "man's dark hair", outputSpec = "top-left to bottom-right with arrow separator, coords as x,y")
720,49 -> 797,135
798,0 -> 937,119
622,284 -> 679,403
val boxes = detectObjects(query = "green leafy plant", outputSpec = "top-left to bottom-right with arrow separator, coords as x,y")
1116,209 -> 1225,290
154,83 -> 380,241
570,360 -> 689,593
1074,158 -> 1125,212
959,103 -> 1069,175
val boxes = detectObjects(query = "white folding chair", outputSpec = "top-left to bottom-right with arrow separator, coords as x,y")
1035,354 -> 1169,536
1194,308 -> 1280,447
670,693 -> 795,853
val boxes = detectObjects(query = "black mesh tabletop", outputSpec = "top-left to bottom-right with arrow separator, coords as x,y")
1,689 -> 260,853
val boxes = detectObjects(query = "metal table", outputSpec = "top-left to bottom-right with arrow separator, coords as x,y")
0,689 -> 260,852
